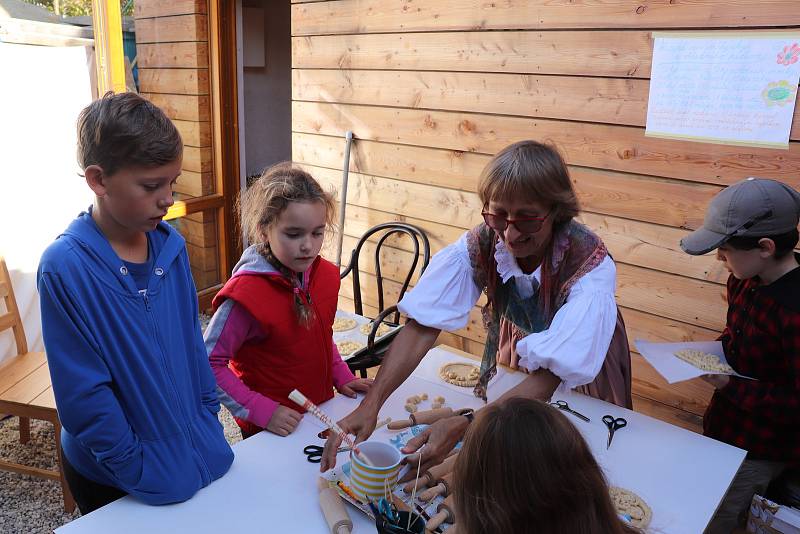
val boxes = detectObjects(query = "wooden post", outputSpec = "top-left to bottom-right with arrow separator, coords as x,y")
91,0 -> 127,94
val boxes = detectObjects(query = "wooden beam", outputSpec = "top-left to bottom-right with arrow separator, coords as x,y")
208,0 -> 242,281
292,0 -> 800,35
139,69 -> 210,96
292,69 -> 800,140
293,31 -> 653,78
137,42 -> 209,69
135,14 -> 208,43
134,0 -> 207,18
165,194 -> 224,221
92,0 -> 126,94
292,102 -> 800,188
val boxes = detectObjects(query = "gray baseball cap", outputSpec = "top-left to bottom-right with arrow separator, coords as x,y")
680,177 -> 800,255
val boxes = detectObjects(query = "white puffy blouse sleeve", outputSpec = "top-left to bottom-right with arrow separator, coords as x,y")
397,233 -> 481,331
516,255 -> 618,390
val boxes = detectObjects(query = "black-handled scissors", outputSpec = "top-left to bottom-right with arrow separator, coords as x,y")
602,415 -> 627,449
303,444 -> 350,463
549,400 -> 590,422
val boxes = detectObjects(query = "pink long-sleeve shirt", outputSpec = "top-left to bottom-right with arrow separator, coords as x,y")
205,300 -> 356,428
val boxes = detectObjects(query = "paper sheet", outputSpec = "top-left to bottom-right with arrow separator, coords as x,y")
634,339 -> 753,384
646,32 -> 800,148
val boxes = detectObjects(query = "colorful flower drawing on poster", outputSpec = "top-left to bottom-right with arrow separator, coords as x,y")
761,80 -> 797,106
777,43 -> 800,66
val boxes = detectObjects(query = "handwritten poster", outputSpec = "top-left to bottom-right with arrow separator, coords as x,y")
646,32 -> 800,148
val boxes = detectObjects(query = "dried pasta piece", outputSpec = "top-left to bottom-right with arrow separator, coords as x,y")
674,349 -> 734,373
430,402 -> 442,410
332,317 -> 358,332
405,403 -> 418,413
434,396 -> 445,404
420,393 -> 429,401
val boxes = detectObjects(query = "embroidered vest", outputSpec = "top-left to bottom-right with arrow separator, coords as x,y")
466,220 -> 631,408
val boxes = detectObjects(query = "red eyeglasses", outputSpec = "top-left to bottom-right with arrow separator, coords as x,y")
481,209 -> 551,234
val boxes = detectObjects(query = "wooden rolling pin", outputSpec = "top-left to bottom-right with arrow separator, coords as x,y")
403,452 -> 459,493
388,408 -> 454,430
426,495 -> 455,530
317,478 -> 353,534
418,472 -> 453,502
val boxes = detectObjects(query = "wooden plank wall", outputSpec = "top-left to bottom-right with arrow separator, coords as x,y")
292,0 -> 800,432
134,0 -> 220,290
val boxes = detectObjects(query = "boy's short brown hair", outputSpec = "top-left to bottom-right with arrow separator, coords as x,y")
77,92 -> 182,176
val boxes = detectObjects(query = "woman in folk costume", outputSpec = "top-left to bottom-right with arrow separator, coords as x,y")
320,140 -> 631,475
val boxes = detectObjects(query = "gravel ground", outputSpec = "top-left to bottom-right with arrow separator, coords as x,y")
0,409 -> 242,534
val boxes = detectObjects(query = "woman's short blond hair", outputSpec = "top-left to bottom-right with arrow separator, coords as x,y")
478,140 -> 580,225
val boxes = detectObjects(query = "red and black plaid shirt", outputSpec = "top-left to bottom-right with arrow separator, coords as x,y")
704,259 -> 800,463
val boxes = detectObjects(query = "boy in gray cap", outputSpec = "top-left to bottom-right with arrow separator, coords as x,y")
681,177 -> 800,533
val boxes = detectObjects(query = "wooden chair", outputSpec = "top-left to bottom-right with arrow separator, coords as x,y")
0,257 -> 74,512
339,222 -> 431,377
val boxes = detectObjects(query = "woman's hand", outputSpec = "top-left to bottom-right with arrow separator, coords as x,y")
399,415 -> 469,482
336,377 -> 373,398
319,402 -> 379,471
701,374 -> 730,389
265,405 -> 303,437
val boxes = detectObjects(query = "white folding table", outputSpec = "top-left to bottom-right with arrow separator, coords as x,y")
56,345 -> 745,533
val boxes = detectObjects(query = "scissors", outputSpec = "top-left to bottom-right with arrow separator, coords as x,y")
602,415 -> 627,449
549,400 -> 590,422
303,444 -> 350,463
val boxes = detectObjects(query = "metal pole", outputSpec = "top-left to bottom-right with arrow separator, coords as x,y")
335,131 -> 354,267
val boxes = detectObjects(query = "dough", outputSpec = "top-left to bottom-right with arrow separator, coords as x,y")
405,403 -> 417,413
439,362 -> 480,387
434,396 -> 445,404
336,340 -> 364,356
610,487 -> 652,528
359,322 -> 392,337
332,317 -> 357,332
674,349 -> 734,373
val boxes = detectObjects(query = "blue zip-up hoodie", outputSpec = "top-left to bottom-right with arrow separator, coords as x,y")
37,211 -> 234,505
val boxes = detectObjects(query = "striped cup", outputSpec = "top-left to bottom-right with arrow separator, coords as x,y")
348,441 -> 402,501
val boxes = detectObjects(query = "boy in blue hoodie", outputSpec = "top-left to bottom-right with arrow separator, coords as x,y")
38,92 -> 233,513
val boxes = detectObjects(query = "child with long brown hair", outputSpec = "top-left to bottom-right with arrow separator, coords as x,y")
205,163 -> 371,439
452,398 -> 641,534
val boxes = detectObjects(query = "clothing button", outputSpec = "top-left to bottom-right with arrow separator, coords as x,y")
154,267 -> 164,276
119,266 -> 128,275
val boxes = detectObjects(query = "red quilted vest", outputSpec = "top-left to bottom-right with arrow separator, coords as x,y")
212,257 -> 340,434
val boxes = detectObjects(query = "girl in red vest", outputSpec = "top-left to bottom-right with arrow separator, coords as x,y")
205,163 -> 371,439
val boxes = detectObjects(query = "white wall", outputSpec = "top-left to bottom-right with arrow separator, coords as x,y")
0,42 -> 93,363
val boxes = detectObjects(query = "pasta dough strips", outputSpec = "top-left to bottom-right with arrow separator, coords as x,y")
674,349 -> 734,373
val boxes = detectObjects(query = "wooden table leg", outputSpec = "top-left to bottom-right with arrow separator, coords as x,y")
19,416 -> 30,444
53,420 -> 76,513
